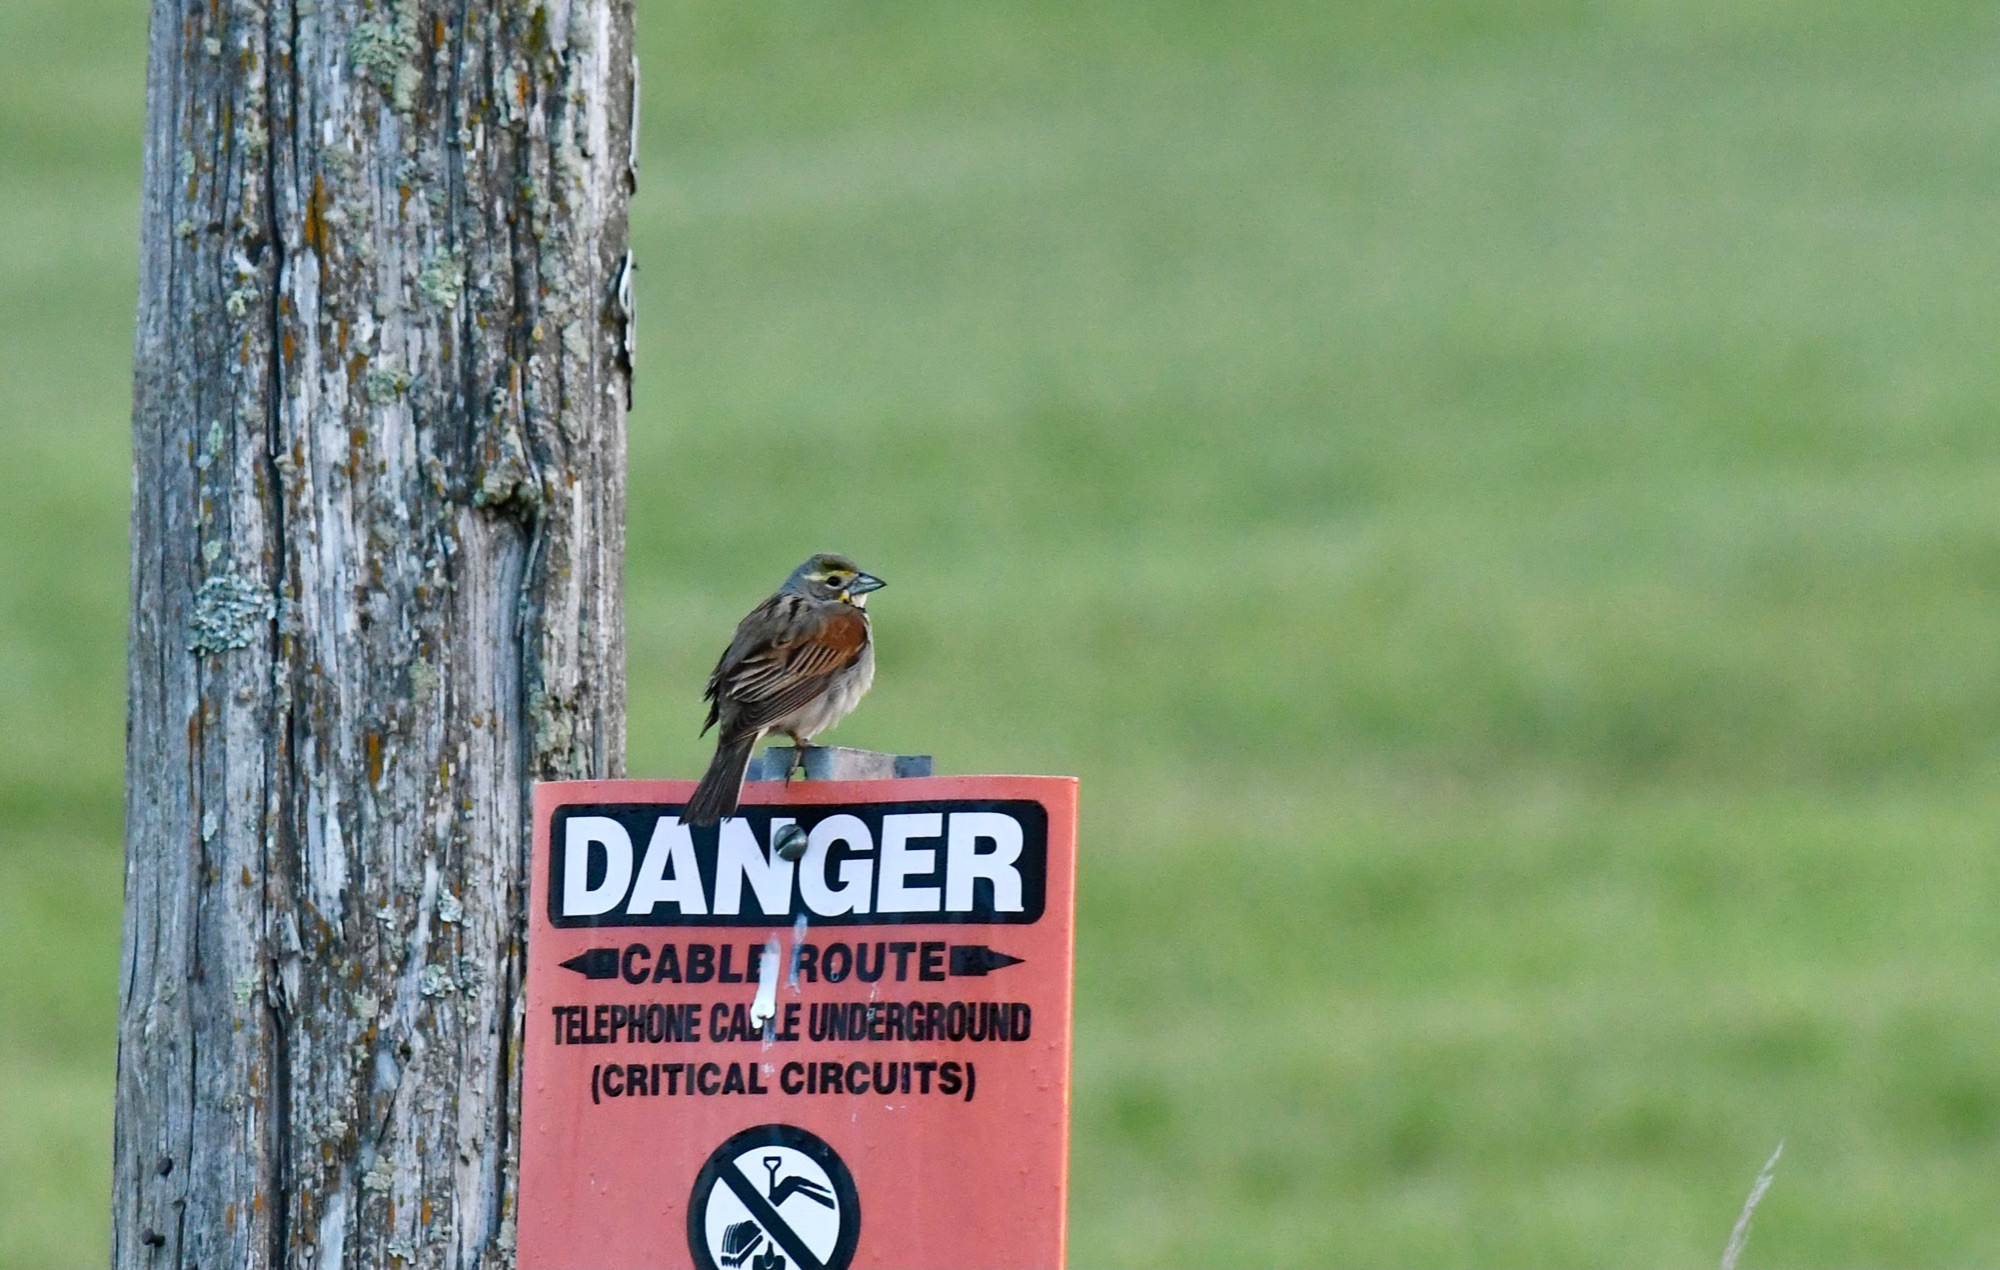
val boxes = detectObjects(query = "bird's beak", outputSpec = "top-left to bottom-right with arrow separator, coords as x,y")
846,572 -> 887,596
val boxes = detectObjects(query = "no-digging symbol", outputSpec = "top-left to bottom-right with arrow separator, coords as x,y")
689,1124 -> 860,1270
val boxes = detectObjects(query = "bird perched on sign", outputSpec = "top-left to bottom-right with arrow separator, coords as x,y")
683,553 -> 886,826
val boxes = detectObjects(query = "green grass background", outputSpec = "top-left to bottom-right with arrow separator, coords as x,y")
6,0 -> 2000,1264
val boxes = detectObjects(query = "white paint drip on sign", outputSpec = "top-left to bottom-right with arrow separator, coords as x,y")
749,934 -> 781,1032
788,912 -> 809,990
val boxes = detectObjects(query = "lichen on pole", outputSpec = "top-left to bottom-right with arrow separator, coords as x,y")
114,1 -> 634,1266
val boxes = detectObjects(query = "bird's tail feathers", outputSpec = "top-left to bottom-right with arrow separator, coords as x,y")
684,735 -> 757,827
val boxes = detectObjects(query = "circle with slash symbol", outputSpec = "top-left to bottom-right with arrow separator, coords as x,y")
689,1124 -> 861,1270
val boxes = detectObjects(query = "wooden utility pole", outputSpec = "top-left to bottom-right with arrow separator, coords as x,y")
114,1 -> 634,1266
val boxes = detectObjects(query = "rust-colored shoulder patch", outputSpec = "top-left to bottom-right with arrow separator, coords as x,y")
805,603 -> 867,658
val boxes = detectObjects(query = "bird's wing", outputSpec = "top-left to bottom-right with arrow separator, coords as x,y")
702,591 -> 805,729
706,592 -> 819,700
708,597 -> 868,741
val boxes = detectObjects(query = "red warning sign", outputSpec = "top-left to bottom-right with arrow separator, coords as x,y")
518,776 -> 1077,1270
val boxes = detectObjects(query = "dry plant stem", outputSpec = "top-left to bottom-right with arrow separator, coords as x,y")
114,1 -> 634,1267
1719,1140 -> 1785,1270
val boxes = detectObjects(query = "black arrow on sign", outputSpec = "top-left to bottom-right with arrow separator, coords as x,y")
562,942 -> 1021,979
559,947 -> 620,980
949,945 -> 1024,976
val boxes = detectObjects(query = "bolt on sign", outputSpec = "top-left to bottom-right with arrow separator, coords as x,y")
518,775 -> 1078,1270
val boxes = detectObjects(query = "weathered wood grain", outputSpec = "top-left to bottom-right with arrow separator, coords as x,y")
115,2 -> 633,1266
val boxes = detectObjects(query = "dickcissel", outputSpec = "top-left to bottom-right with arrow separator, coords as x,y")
683,553 -> 886,826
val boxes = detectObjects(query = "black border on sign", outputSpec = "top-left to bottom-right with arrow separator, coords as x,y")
688,1123 -> 862,1270
548,798 -> 1049,928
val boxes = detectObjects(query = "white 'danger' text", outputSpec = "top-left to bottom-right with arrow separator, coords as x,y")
549,803 -> 1049,927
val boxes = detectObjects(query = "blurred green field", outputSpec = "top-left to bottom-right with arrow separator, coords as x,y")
7,1 -> 2000,1264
